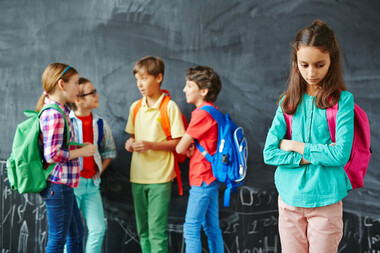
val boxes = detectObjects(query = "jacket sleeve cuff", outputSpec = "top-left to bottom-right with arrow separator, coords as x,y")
294,152 -> 303,166
302,143 -> 311,162
101,151 -> 116,160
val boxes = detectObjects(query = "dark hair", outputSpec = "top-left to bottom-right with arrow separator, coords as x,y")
79,77 -> 90,85
186,66 -> 222,103
281,20 -> 347,114
133,56 -> 165,84
69,77 -> 92,111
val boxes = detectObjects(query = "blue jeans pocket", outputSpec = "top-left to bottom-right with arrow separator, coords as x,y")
39,181 -> 53,200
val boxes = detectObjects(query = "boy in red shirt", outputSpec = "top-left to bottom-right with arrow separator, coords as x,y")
70,77 -> 116,253
176,66 -> 224,253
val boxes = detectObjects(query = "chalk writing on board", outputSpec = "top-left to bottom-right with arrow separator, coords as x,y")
2,159 -> 380,252
1,161 -> 48,253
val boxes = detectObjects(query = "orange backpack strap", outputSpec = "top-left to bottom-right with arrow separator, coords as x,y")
173,158 -> 183,195
132,98 -> 143,126
159,90 -> 184,195
159,95 -> 172,139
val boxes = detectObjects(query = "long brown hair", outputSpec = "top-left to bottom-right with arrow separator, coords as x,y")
35,63 -> 78,112
280,20 -> 347,115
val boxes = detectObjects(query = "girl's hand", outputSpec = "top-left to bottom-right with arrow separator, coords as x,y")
186,143 -> 195,158
280,139 -> 305,155
330,142 -> 336,146
125,138 -> 135,152
132,140 -> 152,152
299,157 -> 311,165
279,139 -> 293,152
81,143 -> 96,157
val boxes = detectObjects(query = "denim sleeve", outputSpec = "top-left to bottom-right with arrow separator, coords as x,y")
303,91 -> 354,167
263,104 -> 303,168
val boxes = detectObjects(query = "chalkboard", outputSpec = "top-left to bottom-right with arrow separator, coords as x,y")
2,161 -> 380,252
1,0 -> 380,252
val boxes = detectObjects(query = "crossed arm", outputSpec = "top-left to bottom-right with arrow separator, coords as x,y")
175,133 -> 195,158
279,139 -> 310,165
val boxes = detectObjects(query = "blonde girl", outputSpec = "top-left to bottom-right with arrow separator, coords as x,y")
37,63 -> 95,253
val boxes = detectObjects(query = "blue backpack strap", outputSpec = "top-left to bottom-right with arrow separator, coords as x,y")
194,105 -> 224,158
199,105 -> 225,124
224,183 -> 233,207
224,182 -> 243,207
194,140 -> 213,162
97,118 -> 104,147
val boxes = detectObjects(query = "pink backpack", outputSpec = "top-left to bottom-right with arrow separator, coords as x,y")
284,102 -> 371,189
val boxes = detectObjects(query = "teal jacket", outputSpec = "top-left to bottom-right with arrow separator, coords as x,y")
263,91 -> 354,207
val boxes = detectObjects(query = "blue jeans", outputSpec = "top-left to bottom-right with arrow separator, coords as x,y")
183,181 -> 224,253
40,182 -> 84,253
74,178 -> 106,253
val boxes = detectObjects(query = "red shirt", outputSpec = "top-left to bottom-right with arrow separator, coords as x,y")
76,113 -> 97,178
186,102 -> 218,186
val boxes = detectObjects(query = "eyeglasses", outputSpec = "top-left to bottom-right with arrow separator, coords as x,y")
79,89 -> 97,98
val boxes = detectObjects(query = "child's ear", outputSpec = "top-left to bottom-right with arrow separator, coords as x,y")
200,88 -> 209,97
57,79 -> 65,90
155,73 -> 163,84
74,98 -> 81,104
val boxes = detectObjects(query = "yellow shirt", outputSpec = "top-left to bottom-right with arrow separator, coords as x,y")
125,94 -> 185,184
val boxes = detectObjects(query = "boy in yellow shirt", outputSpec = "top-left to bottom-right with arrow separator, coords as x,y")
124,56 -> 185,253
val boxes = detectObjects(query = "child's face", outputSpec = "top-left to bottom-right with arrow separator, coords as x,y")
183,80 -> 208,107
63,74 -> 80,104
135,71 -> 162,97
297,45 -> 331,86
76,82 -> 99,110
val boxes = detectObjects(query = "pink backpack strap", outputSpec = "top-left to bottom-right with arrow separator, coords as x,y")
326,102 -> 339,143
283,113 -> 293,139
284,100 -> 338,142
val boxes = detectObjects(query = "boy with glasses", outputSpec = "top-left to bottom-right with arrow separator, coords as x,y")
70,77 -> 116,253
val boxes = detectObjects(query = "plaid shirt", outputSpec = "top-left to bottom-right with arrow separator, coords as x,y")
39,97 -> 81,188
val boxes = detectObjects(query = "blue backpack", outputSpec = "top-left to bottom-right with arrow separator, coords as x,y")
97,118 -> 104,147
195,105 -> 248,207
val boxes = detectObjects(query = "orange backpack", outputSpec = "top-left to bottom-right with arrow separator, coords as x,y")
132,89 -> 188,195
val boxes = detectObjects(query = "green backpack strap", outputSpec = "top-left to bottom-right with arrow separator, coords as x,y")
24,110 -> 38,117
38,104 -> 71,144
38,104 -> 85,146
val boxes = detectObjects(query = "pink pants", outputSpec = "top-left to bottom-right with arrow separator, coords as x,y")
278,196 -> 343,253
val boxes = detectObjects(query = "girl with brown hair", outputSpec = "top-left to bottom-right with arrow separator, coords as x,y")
263,20 -> 354,252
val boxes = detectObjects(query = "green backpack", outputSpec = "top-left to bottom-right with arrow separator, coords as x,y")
6,104 -> 77,194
